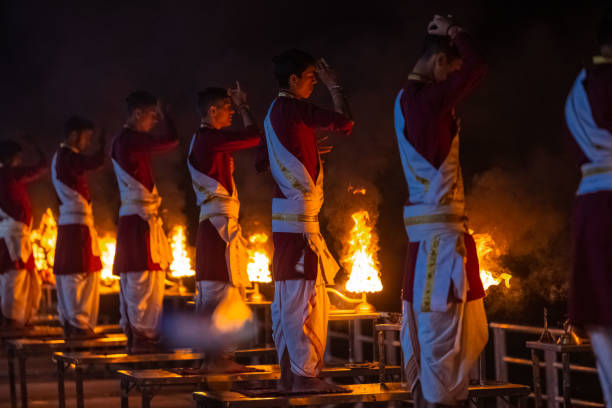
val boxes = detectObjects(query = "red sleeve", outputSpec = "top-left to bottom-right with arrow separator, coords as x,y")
422,32 -> 488,112
298,101 -> 354,134
209,125 -> 262,153
72,149 -> 105,172
15,157 -> 47,183
127,118 -> 179,154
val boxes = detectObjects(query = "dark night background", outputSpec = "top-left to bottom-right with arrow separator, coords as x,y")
1,0 -> 609,324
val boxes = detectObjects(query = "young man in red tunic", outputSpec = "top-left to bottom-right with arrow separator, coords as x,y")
0,140 -> 46,328
565,10 -> 612,404
394,15 -> 488,407
52,116 -> 105,339
265,50 -> 354,392
188,84 -> 261,372
111,91 -> 178,353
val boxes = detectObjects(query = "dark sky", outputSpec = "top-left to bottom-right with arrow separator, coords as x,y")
1,0 -> 609,316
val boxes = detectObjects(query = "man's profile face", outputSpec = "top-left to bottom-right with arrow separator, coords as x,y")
210,97 -> 235,129
75,129 -> 94,151
134,106 -> 159,132
433,53 -> 463,82
290,65 -> 317,99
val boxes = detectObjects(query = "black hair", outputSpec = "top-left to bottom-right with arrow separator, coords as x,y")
272,49 -> 316,88
64,115 -> 94,137
420,34 -> 461,61
598,7 -> 612,47
125,90 -> 157,114
0,141 -> 22,163
197,87 -> 229,116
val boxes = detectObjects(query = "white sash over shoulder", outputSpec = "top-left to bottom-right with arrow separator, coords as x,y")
0,205 -> 32,264
264,97 -> 339,284
112,158 -> 172,269
187,134 -> 250,287
394,89 -> 470,311
51,148 -> 100,257
566,68 -> 612,195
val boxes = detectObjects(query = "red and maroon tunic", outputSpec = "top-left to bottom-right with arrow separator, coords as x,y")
0,160 -> 47,273
189,125 -> 261,282
53,146 -> 104,275
399,32 -> 487,302
267,96 -> 353,281
569,60 -> 612,326
111,120 -> 178,274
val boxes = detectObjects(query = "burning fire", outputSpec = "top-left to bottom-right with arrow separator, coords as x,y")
343,210 -> 383,293
99,235 -> 119,284
169,226 -> 195,278
473,233 -> 512,291
31,208 -> 57,271
246,233 -> 272,283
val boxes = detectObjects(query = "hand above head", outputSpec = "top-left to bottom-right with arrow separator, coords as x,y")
229,81 -> 248,108
316,58 -> 340,89
157,100 -> 171,121
427,14 -> 461,37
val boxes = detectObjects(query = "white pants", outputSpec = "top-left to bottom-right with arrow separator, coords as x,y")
401,299 -> 488,405
195,280 -> 230,313
56,272 -> 100,331
589,326 -> 612,408
271,274 -> 329,377
0,269 -> 41,325
119,271 -> 165,339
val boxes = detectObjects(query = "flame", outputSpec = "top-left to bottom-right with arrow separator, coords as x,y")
31,208 -> 57,271
473,233 -> 512,291
99,235 -> 119,284
246,233 -> 272,283
343,210 -> 383,293
169,226 -> 195,278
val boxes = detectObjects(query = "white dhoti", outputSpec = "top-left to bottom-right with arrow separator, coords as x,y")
56,272 -> 101,331
588,326 -> 612,407
271,273 -> 329,377
0,269 -> 41,325
195,280 -> 231,312
119,271 -> 165,339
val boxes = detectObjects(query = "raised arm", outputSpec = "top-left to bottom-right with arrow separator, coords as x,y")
208,126 -> 262,154
17,146 -> 48,183
316,58 -> 353,121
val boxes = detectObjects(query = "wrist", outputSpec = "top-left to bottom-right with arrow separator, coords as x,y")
238,104 -> 251,111
327,83 -> 342,91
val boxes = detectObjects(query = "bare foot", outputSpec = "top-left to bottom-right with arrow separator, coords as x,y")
292,376 -> 347,393
277,349 -> 293,391
202,358 -> 259,374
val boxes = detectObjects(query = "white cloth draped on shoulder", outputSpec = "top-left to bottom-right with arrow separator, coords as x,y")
0,206 -> 32,265
394,89 -> 488,404
187,134 -> 250,288
565,68 -> 612,196
112,159 -> 171,270
264,98 -> 339,284
52,148 -> 101,257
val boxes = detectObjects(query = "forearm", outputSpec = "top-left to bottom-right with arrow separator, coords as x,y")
328,86 -> 352,120
238,105 -> 256,128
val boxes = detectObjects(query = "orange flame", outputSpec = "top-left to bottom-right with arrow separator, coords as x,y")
31,208 -> 57,271
343,210 -> 383,293
169,226 -> 195,278
473,233 -> 512,291
99,235 -> 119,284
247,233 -> 272,283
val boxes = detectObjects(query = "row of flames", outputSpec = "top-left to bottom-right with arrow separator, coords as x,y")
30,207 -> 510,294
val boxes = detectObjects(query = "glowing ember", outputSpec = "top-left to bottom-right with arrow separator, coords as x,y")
169,226 -> 195,278
473,233 -> 512,291
31,208 -> 57,271
99,235 -> 119,283
247,233 -> 272,283
343,210 -> 383,293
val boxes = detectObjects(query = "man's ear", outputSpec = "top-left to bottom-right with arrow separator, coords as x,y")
289,73 -> 299,87
208,105 -> 217,118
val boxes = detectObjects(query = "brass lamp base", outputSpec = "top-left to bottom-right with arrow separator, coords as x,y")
354,301 -> 376,313
247,282 -> 266,303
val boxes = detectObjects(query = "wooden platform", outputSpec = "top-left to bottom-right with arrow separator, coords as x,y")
193,381 -> 531,408
117,363 -> 401,408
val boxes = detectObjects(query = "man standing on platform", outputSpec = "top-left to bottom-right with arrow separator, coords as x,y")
188,84 -> 261,372
111,91 -> 177,353
394,15 -> 489,407
0,139 -> 46,328
52,116 -> 105,339
565,10 -> 612,405
265,50 -> 354,392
